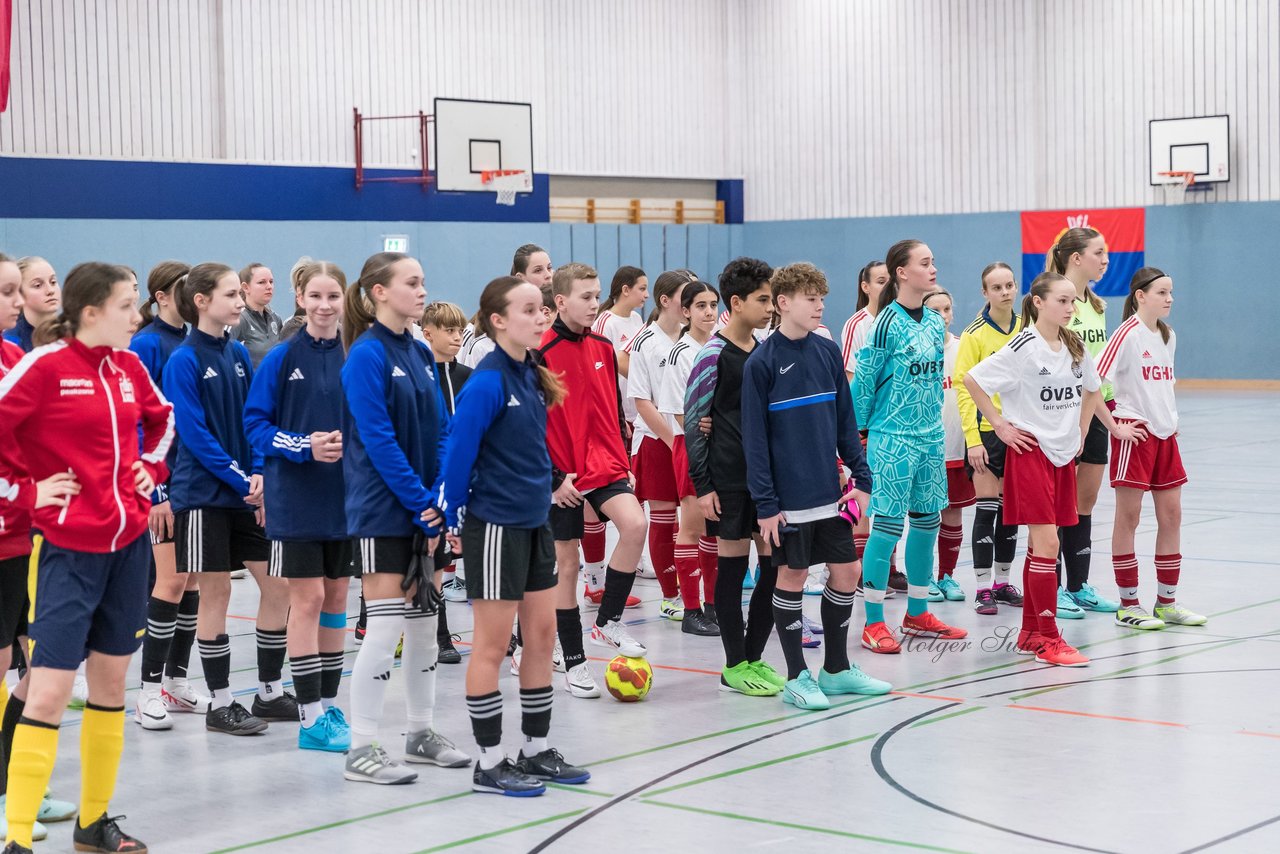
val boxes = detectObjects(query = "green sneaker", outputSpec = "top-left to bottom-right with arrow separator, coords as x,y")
1056,588 -> 1085,620
1070,583 -> 1120,613
749,660 -> 787,690
925,580 -> 945,602
781,671 -> 830,711
936,575 -> 966,601
1114,605 -> 1165,631
1153,602 -> 1207,626
719,661 -> 780,696
817,665 -> 892,696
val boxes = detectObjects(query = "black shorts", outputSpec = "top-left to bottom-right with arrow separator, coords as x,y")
775,516 -> 856,570
1077,415 -> 1109,466
0,555 -> 30,647
461,514 -> 557,601
268,540 -> 355,580
965,430 -> 1009,480
352,536 -> 436,576
175,508 -> 270,573
549,479 -> 633,542
705,490 -> 759,541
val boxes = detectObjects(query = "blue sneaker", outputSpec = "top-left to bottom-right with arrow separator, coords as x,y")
1071,583 -> 1120,613
1056,587 -> 1085,620
817,665 -> 892,696
926,580 -> 945,602
37,793 -> 76,823
326,705 -> 351,740
299,714 -> 351,753
936,575 -> 965,601
781,671 -> 830,710
801,614 -> 824,635
742,565 -> 758,590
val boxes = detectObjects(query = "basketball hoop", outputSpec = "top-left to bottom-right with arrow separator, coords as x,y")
480,169 -> 530,206
1157,170 -> 1196,204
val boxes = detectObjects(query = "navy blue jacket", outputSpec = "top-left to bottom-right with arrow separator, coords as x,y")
244,329 -> 346,541
163,328 -> 263,512
2,314 -> 36,352
130,317 -> 188,501
439,346 -> 552,530
741,330 -> 872,521
342,322 -> 449,538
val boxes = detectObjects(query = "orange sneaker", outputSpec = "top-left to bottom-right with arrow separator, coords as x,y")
901,611 -> 968,640
581,585 -> 641,609
860,622 -> 901,654
1034,636 -> 1089,667
1015,629 -> 1044,655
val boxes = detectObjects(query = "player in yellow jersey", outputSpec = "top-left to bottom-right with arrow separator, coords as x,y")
952,263 -> 1025,615
1043,228 -> 1121,616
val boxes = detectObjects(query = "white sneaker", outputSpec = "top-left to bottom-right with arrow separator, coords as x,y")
564,663 -> 601,698
134,686 -> 173,730
69,672 -> 89,709
590,619 -> 647,658
162,677 -> 213,714
442,576 -> 468,603
230,568 -> 248,579
553,638 -> 566,673
659,598 -> 685,621
510,646 -> 522,677
636,550 -> 657,579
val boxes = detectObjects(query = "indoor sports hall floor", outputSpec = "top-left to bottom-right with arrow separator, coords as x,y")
29,390 -> 1279,853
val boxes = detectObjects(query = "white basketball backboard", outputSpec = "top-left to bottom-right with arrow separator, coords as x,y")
1149,115 -> 1230,184
433,98 -> 534,193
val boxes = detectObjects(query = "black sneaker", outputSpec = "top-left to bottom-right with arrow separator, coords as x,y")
681,607 -> 720,636
473,758 -> 546,797
992,582 -> 1025,606
206,701 -> 268,735
516,748 -> 591,784
251,691 -> 299,722
888,569 -> 909,592
506,633 -> 518,656
72,813 -> 147,853
3,842 -> 33,854
438,633 -> 462,665
702,604 -> 719,627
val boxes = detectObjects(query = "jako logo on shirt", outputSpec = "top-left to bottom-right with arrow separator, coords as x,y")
391,366 -> 407,378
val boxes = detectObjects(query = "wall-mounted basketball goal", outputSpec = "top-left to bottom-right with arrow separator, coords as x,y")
1149,114 -> 1229,203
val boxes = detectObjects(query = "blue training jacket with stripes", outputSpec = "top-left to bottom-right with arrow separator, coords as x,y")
243,328 -> 347,542
741,329 -> 872,522
129,316 -> 187,503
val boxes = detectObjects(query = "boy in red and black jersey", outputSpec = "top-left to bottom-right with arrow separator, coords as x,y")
537,263 -> 649,698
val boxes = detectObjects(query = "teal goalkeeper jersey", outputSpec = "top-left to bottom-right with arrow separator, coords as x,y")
852,301 -> 946,443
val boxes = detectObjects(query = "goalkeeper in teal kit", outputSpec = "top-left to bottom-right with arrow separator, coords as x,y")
853,240 -> 968,653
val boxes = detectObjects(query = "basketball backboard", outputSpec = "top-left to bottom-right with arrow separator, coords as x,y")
433,98 -> 533,193
1149,115 -> 1230,185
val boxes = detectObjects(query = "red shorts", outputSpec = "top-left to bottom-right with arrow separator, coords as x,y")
631,436 -> 678,503
1003,446 -> 1078,527
1110,425 -> 1187,491
671,435 -> 697,500
946,460 -> 976,508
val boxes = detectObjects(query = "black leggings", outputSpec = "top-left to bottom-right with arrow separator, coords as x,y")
0,555 -> 29,650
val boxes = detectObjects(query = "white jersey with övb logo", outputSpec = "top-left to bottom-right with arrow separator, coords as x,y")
966,325 -> 1101,467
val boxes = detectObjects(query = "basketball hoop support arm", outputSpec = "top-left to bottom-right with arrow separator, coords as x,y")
353,108 -> 434,190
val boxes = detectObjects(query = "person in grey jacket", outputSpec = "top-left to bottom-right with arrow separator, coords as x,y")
235,261 -> 284,366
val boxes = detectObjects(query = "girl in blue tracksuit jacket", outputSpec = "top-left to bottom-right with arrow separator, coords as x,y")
129,260 -> 212,731
164,262 -> 294,736
439,275 -> 589,798
339,251 -> 467,786
244,261 -> 352,754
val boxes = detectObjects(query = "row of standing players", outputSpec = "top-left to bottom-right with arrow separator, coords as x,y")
0,230 -> 1198,850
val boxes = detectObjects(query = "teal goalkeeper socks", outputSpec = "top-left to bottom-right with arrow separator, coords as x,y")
905,512 -> 941,617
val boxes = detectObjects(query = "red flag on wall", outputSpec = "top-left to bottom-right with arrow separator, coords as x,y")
1,0 -> 12,112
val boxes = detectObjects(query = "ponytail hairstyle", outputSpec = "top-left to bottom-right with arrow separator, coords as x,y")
1044,227 -> 1105,314
33,262 -> 131,347
879,239 -> 924,314
600,265 -> 645,314
980,261 -> 1014,291
287,256 -> 316,320
239,262 -> 267,287
176,262 -> 235,326
511,243 -> 547,276
647,269 -> 697,323
140,260 -> 191,326
855,260 -> 887,311
1123,266 -> 1172,344
1021,272 -> 1084,366
343,252 -> 408,352
478,276 -> 566,408
678,281 -> 720,335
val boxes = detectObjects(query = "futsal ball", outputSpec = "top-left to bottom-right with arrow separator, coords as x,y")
604,655 -> 653,702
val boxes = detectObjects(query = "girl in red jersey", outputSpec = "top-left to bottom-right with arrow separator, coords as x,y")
922,288 -> 975,603
0,262 -> 174,854
964,273 -> 1143,667
1098,268 -> 1204,630
626,270 -> 697,626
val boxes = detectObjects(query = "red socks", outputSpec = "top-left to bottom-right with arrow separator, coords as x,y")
1155,553 -> 1181,605
1027,552 -> 1059,638
649,510 -> 679,598
582,520 -> 606,566
1020,554 -> 1037,636
854,533 -> 869,563
937,524 -> 963,578
1113,553 -> 1140,607
698,536 -> 718,605
674,544 -> 702,610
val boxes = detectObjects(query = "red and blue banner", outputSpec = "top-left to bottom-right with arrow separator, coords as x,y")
1020,208 -> 1144,297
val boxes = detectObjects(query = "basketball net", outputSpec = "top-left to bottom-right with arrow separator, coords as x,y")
1157,170 -> 1195,205
480,170 -> 528,206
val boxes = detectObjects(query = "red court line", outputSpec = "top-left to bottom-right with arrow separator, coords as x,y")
889,690 -> 967,703
1009,704 -> 1187,729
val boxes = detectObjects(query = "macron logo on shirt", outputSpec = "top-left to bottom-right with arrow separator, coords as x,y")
507,394 -> 522,407
203,367 -> 218,380
391,366 -> 407,378
288,368 -> 305,381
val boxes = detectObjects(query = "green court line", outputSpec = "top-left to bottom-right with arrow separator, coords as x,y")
412,809 -> 588,853
208,792 -> 470,853
544,782 -> 615,798
640,800 -> 977,854
645,731 -> 882,797
910,704 -> 985,728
